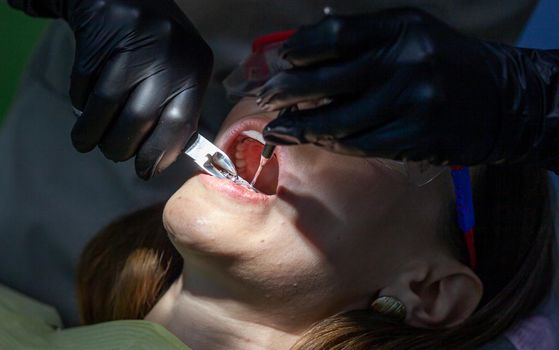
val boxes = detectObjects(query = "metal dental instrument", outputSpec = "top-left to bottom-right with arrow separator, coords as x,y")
251,143 -> 276,186
184,133 -> 237,178
184,133 -> 258,190
250,107 -> 293,186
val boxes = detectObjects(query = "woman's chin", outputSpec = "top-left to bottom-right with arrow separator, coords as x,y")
162,175 -> 272,256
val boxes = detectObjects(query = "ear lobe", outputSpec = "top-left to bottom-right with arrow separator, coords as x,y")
379,263 -> 482,328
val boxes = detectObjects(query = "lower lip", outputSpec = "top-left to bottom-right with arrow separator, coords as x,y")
199,174 -> 273,205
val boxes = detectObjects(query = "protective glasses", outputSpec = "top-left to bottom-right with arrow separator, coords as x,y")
223,31 -> 477,269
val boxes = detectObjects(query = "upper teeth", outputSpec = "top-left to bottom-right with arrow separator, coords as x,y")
233,130 -> 265,176
241,130 -> 265,144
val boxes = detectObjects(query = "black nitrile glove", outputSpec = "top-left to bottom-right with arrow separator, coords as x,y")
8,0 -> 213,179
259,8 -> 559,171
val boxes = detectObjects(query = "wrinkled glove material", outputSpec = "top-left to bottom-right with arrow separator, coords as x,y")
259,9 -> 559,172
9,0 -> 213,179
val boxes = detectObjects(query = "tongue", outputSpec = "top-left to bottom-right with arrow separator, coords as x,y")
242,140 -> 278,195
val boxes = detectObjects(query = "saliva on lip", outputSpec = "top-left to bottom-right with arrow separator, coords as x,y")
215,167 -> 260,193
207,152 -> 259,192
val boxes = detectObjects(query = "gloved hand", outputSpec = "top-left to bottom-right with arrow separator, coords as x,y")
258,8 -> 559,169
8,0 -> 213,179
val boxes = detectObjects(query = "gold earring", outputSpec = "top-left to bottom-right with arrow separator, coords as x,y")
371,296 -> 407,321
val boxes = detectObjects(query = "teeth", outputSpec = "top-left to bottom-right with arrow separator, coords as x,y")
236,142 -> 246,151
235,130 -> 264,173
235,159 -> 247,168
241,130 -> 265,144
232,130 -> 265,179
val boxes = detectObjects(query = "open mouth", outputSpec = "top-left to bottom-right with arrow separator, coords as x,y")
219,118 -> 280,195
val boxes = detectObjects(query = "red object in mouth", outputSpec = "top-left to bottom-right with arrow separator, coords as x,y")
218,117 -> 281,196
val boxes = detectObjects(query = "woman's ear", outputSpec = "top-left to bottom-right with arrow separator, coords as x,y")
378,260 -> 482,328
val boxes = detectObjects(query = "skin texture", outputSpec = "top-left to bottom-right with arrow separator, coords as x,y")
152,99 -> 482,350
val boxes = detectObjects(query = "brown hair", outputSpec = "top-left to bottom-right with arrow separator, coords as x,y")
77,165 -> 555,349
76,204 -> 182,324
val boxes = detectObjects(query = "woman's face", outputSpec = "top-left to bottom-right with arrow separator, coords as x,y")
164,98 -> 453,317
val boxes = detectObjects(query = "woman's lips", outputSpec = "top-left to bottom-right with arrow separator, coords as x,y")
198,174 -> 273,205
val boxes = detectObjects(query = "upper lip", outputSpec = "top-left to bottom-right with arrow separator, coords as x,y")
215,116 -> 285,189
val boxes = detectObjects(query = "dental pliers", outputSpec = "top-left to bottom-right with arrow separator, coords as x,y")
184,133 -> 256,189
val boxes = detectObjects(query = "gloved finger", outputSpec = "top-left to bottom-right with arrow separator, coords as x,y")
257,51 -> 390,110
263,97 -> 383,146
281,13 -> 398,67
99,74 -> 169,161
69,70 -> 95,113
323,122 -> 423,159
69,43 -> 107,112
308,71 -> 441,160
135,86 -> 203,179
71,52 -> 134,152
263,67 -> 412,145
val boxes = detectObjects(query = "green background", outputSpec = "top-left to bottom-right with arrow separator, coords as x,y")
0,4 -> 46,123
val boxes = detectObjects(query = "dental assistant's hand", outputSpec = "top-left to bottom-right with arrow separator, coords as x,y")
8,0 -> 213,179
259,8 -> 559,170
